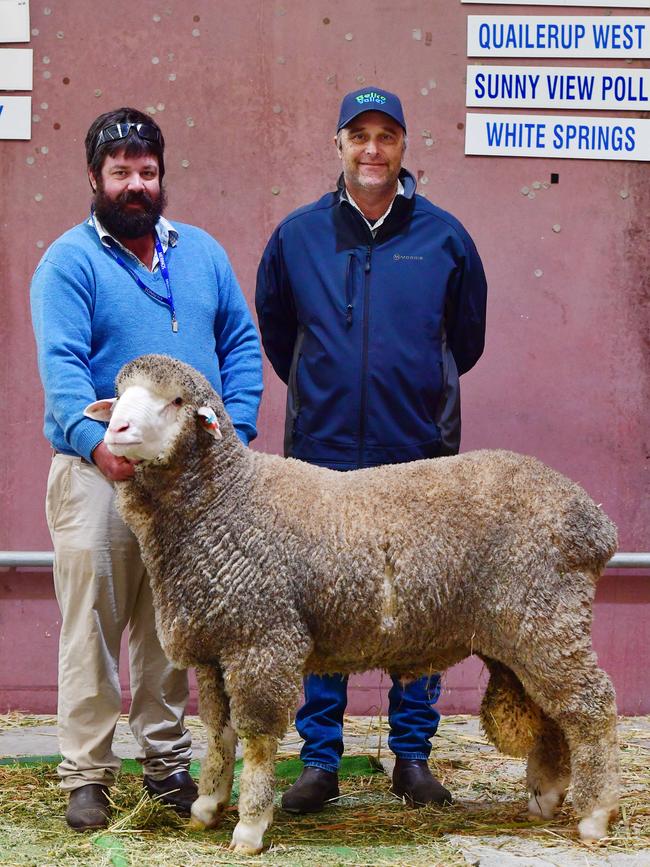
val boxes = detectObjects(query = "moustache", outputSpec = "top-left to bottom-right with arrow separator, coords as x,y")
118,190 -> 156,208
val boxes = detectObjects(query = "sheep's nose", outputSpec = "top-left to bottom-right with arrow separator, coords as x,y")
109,420 -> 130,433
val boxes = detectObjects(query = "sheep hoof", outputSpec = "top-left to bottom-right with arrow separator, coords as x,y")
190,795 -> 222,829
528,788 -> 563,820
578,807 -> 611,842
188,815 -> 222,831
228,840 -> 263,856
230,814 -> 270,855
188,817 -> 208,830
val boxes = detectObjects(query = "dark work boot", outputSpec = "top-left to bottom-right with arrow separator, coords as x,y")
391,758 -> 453,807
281,767 -> 340,813
143,770 -> 198,815
65,784 -> 111,831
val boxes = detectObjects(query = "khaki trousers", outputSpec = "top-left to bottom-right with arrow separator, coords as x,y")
46,454 -> 192,790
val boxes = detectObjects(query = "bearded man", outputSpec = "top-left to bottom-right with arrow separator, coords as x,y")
30,108 -> 262,831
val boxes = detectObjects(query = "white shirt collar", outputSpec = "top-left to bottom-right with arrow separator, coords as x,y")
88,212 -> 178,270
344,179 -> 405,237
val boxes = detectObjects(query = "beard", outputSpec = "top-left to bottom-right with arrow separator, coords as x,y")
93,184 -> 167,240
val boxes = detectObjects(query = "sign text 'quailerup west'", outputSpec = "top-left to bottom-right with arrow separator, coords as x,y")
466,66 -> 650,111
468,16 -> 649,58
465,113 -> 650,161
462,0 -> 650,7
0,96 -> 31,139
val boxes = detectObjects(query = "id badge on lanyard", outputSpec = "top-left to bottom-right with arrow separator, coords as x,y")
104,228 -> 178,332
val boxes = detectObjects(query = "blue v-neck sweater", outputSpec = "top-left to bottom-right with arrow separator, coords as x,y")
31,220 -> 262,461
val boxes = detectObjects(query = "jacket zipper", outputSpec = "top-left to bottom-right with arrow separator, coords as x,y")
345,253 -> 354,327
358,244 -> 372,467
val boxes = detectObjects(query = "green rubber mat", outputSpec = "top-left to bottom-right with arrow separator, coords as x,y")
0,753 -> 381,782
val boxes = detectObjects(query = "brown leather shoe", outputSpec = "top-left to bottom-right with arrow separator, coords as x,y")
391,758 -> 453,807
143,770 -> 198,815
65,784 -> 110,831
281,767 -> 340,814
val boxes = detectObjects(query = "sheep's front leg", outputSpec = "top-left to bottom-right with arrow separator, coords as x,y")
190,665 -> 237,830
224,629 -> 311,853
229,734 -> 277,855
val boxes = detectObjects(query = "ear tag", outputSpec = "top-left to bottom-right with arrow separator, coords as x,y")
197,406 -> 222,440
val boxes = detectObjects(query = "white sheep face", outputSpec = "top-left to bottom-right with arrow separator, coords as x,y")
85,384 -> 187,462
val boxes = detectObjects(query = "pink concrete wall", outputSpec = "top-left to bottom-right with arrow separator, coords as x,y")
1,1 -> 648,715
1,570 -> 648,715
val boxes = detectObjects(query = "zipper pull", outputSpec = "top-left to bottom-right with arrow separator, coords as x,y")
346,304 -> 353,327
365,246 -> 372,273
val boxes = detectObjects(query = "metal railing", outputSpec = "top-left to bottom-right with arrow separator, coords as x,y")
0,551 -> 648,569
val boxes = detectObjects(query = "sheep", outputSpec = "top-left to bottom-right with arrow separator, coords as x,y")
84,353 -> 620,855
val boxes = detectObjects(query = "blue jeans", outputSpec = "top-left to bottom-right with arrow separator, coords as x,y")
296,673 -> 441,773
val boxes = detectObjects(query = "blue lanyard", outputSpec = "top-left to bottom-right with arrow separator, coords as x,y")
104,230 -> 178,332
153,235 -> 178,332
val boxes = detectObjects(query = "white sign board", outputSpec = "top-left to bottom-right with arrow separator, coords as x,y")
465,112 -> 650,161
463,1 -> 650,7
467,65 -> 650,111
0,48 -> 32,89
468,16 -> 650,58
0,95 -> 31,138
0,0 -> 30,43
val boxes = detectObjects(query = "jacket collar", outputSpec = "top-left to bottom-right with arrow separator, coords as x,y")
334,168 -> 417,250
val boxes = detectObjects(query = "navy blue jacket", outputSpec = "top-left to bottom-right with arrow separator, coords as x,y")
256,170 -> 487,470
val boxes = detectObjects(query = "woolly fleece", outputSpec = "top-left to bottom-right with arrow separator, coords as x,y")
108,354 -> 620,851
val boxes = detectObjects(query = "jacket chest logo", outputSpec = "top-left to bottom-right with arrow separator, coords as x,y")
393,253 -> 424,262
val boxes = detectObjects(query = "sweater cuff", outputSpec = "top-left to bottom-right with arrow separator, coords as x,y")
72,419 -> 108,463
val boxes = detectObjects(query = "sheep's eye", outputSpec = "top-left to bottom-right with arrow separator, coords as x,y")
173,397 -> 184,406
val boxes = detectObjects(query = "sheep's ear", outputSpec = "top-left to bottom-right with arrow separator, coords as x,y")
197,406 -> 222,440
84,398 -> 117,421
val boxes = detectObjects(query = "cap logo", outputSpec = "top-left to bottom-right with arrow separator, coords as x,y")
355,91 -> 387,105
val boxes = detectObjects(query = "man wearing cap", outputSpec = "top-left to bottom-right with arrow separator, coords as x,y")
30,107 -> 262,830
256,87 -> 487,812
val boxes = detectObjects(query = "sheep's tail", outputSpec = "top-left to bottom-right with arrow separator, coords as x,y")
479,657 -> 544,757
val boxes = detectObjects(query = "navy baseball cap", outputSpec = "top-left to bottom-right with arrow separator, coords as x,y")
337,87 -> 407,134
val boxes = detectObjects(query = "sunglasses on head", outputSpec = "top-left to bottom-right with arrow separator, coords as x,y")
95,122 -> 161,150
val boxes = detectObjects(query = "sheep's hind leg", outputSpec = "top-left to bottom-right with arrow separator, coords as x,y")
230,734 -> 277,855
478,658 -> 570,821
517,655 -> 619,841
527,715 -> 571,820
190,665 -> 237,830
561,665 -> 619,842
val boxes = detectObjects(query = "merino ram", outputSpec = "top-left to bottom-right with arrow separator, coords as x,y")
84,354 -> 619,855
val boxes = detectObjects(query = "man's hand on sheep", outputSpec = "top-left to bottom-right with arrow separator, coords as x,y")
91,441 -> 136,482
